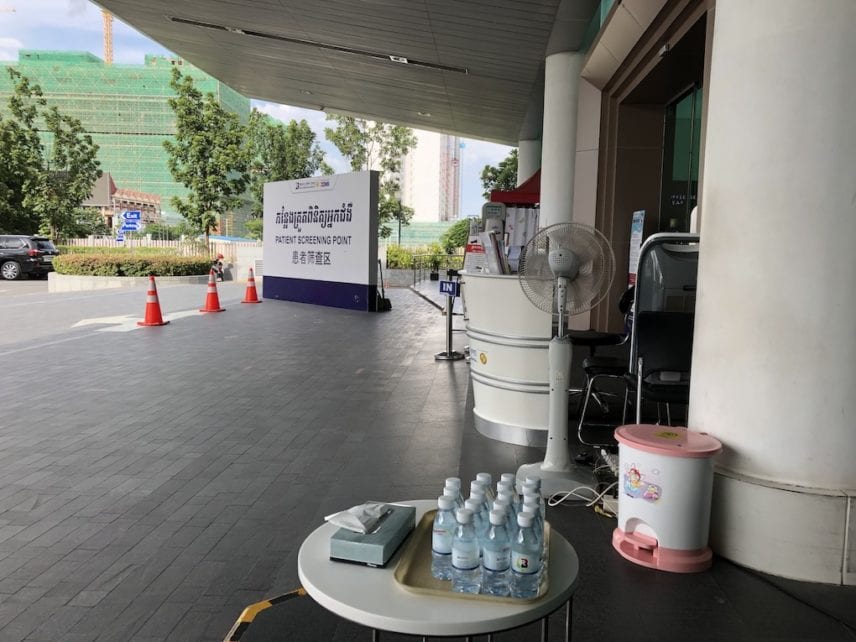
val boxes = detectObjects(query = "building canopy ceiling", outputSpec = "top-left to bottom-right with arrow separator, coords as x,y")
94,0 -> 598,145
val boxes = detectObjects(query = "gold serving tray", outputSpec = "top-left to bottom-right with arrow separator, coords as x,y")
393,509 -> 550,604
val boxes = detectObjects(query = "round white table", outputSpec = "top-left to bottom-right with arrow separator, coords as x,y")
297,500 -> 580,640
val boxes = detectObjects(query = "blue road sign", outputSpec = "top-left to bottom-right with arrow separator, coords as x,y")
439,280 -> 460,297
120,221 -> 142,232
121,210 -> 141,221
115,234 -> 125,243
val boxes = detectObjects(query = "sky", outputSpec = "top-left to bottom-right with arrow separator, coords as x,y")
0,0 -> 514,218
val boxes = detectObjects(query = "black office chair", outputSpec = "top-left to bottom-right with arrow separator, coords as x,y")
623,310 -> 694,425
575,286 -> 635,446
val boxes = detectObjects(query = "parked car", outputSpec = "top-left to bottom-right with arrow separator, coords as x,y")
0,235 -> 60,280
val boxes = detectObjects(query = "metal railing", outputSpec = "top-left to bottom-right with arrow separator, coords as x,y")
409,254 -> 464,286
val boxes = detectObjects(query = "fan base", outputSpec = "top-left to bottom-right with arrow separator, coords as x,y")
434,351 -> 466,361
516,461 -> 597,497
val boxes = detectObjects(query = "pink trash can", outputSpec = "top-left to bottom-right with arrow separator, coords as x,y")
612,424 -> 722,573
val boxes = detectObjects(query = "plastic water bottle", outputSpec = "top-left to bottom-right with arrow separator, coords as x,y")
481,509 -> 511,596
510,512 -> 541,599
496,490 -> 518,537
476,473 -> 496,503
500,472 -> 516,486
519,506 -> 544,561
471,489 -> 491,553
469,480 -> 488,507
496,480 -> 514,498
464,498 -> 486,554
521,481 -> 545,521
445,478 -> 464,509
451,509 -> 481,594
431,496 -> 456,580
470,483 -> 491,516
492,498 -> 515,542
525,475 -> 542,492
522,495 -> 544,538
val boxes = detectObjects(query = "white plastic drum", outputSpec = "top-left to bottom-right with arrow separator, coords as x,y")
612,424 -> 722,573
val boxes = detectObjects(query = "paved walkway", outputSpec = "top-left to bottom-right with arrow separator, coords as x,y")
0,285 -> 466,641
0,282 -> 853,641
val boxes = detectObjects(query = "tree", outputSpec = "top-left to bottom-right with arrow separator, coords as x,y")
145,220 -> 198,240
324,115 -> 417,238
440,218 -> 474,253
480,148 -> 518,199
66,208 -> 110,237
164,66 -> 248,244
245,109 -> 332,219
0,68 -> 101,238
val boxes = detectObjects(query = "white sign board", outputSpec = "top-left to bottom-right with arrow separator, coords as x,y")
263,171 -> 379,311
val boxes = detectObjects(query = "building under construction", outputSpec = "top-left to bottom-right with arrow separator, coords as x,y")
0,50 -> 251,231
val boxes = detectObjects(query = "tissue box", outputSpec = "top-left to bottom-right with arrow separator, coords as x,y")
330,503 -> 416,567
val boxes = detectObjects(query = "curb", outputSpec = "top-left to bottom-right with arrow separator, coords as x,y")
408,284 -> 444,311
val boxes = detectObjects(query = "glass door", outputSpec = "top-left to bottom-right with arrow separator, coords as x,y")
659,86 -> 702,232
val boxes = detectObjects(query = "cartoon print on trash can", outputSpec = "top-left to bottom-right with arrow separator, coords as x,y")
623,464 -> 662,503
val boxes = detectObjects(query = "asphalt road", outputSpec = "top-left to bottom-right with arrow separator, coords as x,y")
0,278 -> 254,351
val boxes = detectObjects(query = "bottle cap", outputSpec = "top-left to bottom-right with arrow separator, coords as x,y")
492,499 -> 509,513
500,473 -> 516,485
464,498 -> 481,512
443,488 -> 458,501
476,473 -> 493,487
525,475 -> 542,489
445,477 -> 461,490
470,488 -> 485,501
521,481 -> 539,496
496,490 -> 514,505
456,508 -> 473,524
517,512 -> 534,528
470,480 -> 485,494
438,496 -> 455,510
523,494 -> 540,508
489,509 -> 506,526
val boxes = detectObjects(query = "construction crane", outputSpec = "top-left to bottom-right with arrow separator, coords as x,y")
102,9 -> 113,64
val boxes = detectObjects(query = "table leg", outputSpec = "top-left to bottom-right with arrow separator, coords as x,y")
371,629 -> 379,642
565,598 -> 573,642
541,615 -> 548,642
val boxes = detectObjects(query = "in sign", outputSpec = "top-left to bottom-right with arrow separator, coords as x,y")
439,280 -> 460,297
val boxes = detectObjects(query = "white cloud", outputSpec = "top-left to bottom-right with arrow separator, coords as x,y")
1,0 -> 102,33
254,100 -> 328,132
463,139 -> 514,168
252,100 -> 352,175
0,36 -> 22,60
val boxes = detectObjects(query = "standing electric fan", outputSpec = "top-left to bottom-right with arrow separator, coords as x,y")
516,223 -> 616,496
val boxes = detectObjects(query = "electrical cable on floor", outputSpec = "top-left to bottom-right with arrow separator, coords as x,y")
547,481 -> 617,508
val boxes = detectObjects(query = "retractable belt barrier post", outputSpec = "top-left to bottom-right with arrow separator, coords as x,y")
435,270 -> 465,361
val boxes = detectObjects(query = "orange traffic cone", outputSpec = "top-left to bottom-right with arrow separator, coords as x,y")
200,270 -> 225,313
241,267 -> 262,304
137,275 -> 170,326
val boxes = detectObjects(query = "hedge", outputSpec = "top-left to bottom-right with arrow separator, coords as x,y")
57,245 -> 180,255
53,253 -> 212,277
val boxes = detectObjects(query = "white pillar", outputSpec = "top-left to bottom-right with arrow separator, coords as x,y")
517,138 -> 541,186
691,0 -> 856,584
539,52 -> 583,228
